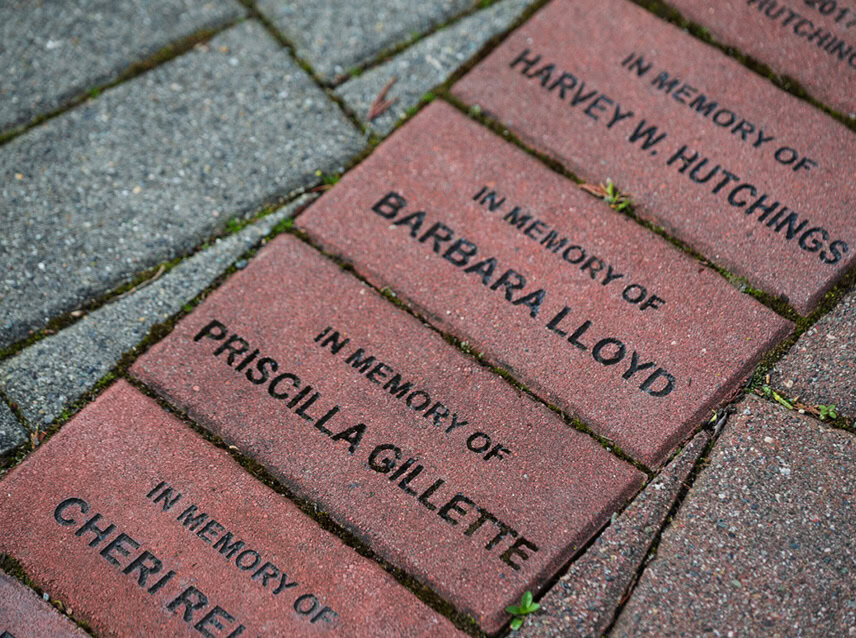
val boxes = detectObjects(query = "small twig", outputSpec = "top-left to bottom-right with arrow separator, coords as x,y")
579,182 -> 608,198
368,76 -> 398,121
115,264 -> 167,301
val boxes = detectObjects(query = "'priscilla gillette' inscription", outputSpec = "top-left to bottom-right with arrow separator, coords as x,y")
192,319 -> 541,571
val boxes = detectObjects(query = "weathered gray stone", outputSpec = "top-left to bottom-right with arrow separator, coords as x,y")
614,396 -> 856,637
0,0 -> 244,133
523,431 -> 709,638
0,21 -> 364,349
0,400 -> 27,457
337,0 -> 534,136
257,0 -> 474,81
771,287 -> 856,419
0,195 -> 316,427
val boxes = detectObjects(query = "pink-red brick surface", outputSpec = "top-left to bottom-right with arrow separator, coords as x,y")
452,0 -> 855,315
667,0 -> 856,117
0,381 -> 460,637
0,571 -> 89,638
298,101 -> 791,468
131,234 -> 644,633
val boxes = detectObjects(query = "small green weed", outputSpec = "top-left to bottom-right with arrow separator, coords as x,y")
580,179 -> 632,212
758,384 -> 793,409
506,591 -> 539,631
817,404 -> 838,421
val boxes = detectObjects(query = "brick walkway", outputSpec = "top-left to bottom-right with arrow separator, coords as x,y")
1,1 -> 854,636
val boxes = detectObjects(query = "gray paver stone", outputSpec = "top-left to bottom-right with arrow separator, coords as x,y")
771,287 -> 856,418
256,0 -> 475,81
523,430 -> 709,638
0,195 -> 317,428
0,400 -> 27,457
614,395 -> 856,637
0,0 -> 244,133
337,0 -> 534,136
0,21 -> 364,350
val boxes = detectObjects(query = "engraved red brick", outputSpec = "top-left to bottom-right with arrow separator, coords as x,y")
130,234 -> 644,633
452,0 -> 855,315
0,381 -> 459,637
666,0 -> 856,117
0,571 -> 89,638
296,100 -> 791,468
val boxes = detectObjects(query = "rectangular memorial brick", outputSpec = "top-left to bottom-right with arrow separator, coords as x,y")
666,0 -> 856,118
451,0 -> 856,315
0,381 -> 459,637
297,100 -> 792,468
0,571 -> 89,638
130,234 -> 645,633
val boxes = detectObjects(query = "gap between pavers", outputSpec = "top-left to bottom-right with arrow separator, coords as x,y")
770,285 -> 856,420
521,429 -> 709,637
0,195 -> 317,429
336,0 -> 537,136
613,395 -> 856,637
0,400 -> 27,458
255,0 -> 475,82
0,0 -> 245,135
0,570 -> 90,638
0,20 -> 364,350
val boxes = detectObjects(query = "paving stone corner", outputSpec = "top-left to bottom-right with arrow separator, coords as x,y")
770,285 -> 856,418
521,429 -> 710,638
0,194 -> 318,428
256,0 -> 475,81
336,0 -> 536,136
613,395 -> 856,636
0,570 -> 90,637
0,19 -> 364,350
0,399 -> 27,457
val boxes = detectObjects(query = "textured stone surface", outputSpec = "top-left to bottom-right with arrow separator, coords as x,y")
131,234 -> 644,633
0,195 -> 316,428
337,0 -> 533,135
257,0 -> 474,80
0,20 -> 364,349
614,395 -> 856,637
0,400 -> 26,457
666,0 -> 856,117
0,0 -> 244,133
452,0 -> 856,315
0,571 -> 89,637
523,430 -> 709,638
298,101 -> 791,468
0,381 -> 459,637
771,285 -> 856,417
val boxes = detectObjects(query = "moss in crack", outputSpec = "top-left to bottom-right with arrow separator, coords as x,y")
123,374 -> 486,636
0,556 -> 97,636
630,0 -> 855,130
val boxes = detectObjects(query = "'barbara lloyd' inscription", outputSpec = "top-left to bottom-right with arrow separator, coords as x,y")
371,191 -> 676,397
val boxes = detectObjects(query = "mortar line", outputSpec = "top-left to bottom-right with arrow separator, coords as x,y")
0,187 -> 315,364
438,91 -> 856,329
0,17 -> 245,148
121,374 -> 487,637
630,0 -> 856,131
600,410 -> 728,635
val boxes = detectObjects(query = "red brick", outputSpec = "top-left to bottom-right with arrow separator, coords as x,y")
0,381 -> 459,637
0,571 -> 89,638
452,0 -> 856,315
666,0 -> 856,117
131,235 -> 645,633
296,100 -> 791,467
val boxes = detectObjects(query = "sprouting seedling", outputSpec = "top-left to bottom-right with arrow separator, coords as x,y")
580,179 -> 632,212
817,404 -> 838,420
506,591 -> 540,631
757,384 -> 794,410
